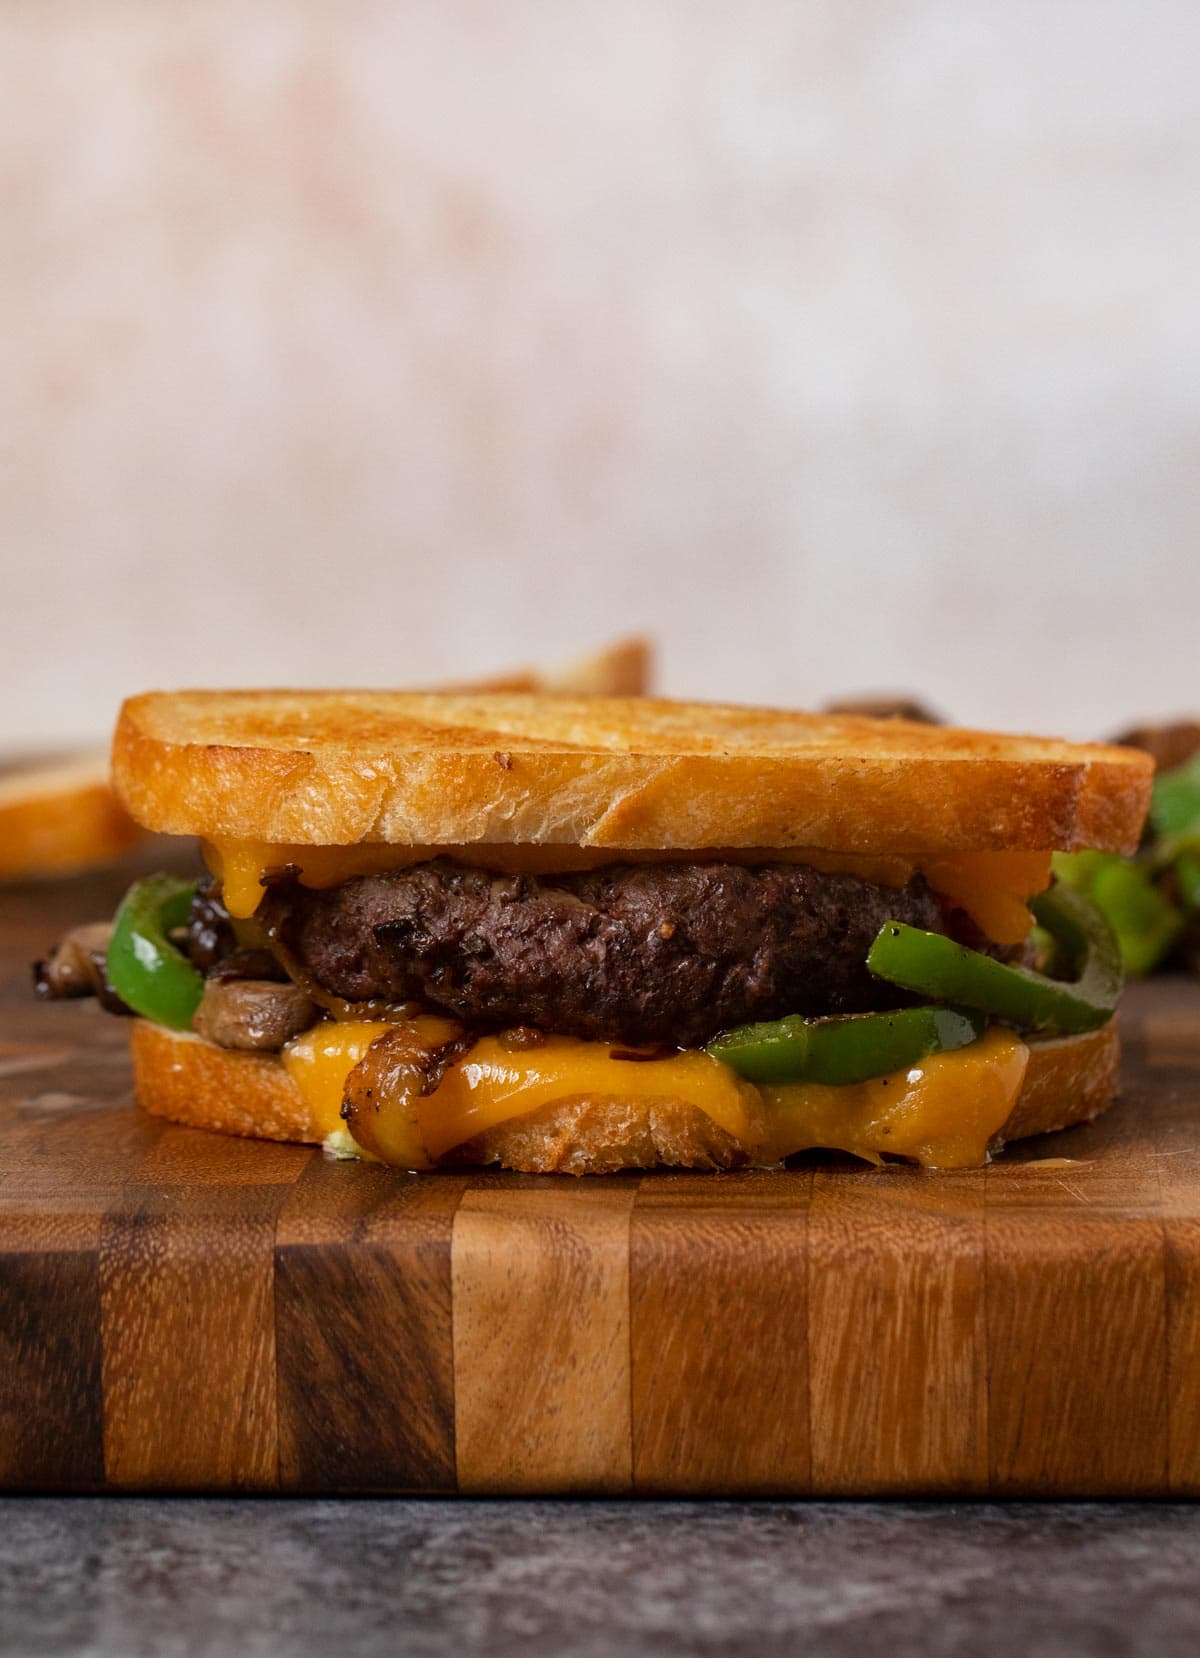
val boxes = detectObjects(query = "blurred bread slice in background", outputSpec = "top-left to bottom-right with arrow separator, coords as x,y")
542,635 -> 651,696
822,693 -> 943,725
446,635 -> 651,696
0,753 -> 142,880
0,636 -> 653,880
1108,719 -> 1200,774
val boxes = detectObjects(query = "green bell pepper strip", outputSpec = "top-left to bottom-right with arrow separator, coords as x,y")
705,1004 -> 986,1087
866,884 -> 1122,1036
106,876 -> 204,1030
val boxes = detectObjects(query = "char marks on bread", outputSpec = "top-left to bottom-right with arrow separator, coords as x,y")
112,691 -> 1153,855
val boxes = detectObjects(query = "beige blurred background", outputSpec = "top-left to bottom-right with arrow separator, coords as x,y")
3,0 -> 1198,748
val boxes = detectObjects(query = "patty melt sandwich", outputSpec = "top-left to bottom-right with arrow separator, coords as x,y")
37,691 -> 1153,1174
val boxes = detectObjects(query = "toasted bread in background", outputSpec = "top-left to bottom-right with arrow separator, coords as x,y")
823,693 -> 944,725
452,635 -> 651,697
0,636 -> 652,881
543,635 -> 650,696
1110,719 -> 1200,775
0,753 -> 143,880
113,691 -> 1152,855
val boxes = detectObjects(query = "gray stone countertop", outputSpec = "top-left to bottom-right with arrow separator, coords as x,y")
2,1498 -> 1199,1658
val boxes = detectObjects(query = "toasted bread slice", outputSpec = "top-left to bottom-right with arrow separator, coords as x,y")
543,635 -> 651,696
113,691 -> 1152,855
0,751 -> 143,880
0,639 -> 650,881
129,1018 -> 1120,1172
453,636 -> 652,697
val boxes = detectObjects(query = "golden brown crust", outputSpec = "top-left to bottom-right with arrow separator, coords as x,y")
129,1018 -> 1123,1170
0,752 -> 143,880
112,691 -> 1153,856
997,1020 -> 1120,1145
130,1020 -> 317,1144
1,649 -> 649,883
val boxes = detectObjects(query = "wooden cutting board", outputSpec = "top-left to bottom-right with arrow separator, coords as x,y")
3,865 -> 1199,1498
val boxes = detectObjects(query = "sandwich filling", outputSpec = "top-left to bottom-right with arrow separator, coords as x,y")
36,845 -> 1123,1172
256,859 -> 952,1047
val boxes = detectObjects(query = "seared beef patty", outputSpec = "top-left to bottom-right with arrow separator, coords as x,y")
259,859 -> 947,1048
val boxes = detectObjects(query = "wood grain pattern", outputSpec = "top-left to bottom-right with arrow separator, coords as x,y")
4,868 -> 1200,1495
98,1182 -> 291,1490
0,1248 -> 104,1489
808,1167 -> 988,1495
1136,979 -> 1200,1495
983,1097 -> 1169,1496
452,1179 -> 637,1494
630,1171 -> 811,1495
275,1157 -> 464,1493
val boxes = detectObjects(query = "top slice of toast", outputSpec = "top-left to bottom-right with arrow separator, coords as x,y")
111,690 -> 1153,855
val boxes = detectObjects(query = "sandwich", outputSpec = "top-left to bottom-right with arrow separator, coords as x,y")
36,690 -> 1153,1174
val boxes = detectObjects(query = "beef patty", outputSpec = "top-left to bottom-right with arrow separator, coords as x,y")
259,858 -> 947,1048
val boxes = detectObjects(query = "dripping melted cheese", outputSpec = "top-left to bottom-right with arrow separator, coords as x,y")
281,1020 -> 395,1135
282,1019 -> 1029,1173
205,837 -> 1052,946
221,836 -> 1041,1169
759,1028 -> 1028,1168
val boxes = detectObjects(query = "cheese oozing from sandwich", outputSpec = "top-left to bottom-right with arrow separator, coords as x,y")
218,834 -> 1043,1169
759,1028 -> 1028,1167
281,1017 -> 1029,1172
206,839 -> 1052,947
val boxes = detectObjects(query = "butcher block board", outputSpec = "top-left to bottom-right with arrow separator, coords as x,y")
4,865 -> 1200,1498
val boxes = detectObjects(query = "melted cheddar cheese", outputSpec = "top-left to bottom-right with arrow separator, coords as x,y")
206,842 -> 420,920
920,851 -> 1052,947
415,1037 -> 765,1161
225,836 -> 1042,1169
282,1019 -> 1028,1173
281,1020 -> 394,1135
760,1028 -> 1028,1169
204,839 -> 918,920
205,836 -> 1053,946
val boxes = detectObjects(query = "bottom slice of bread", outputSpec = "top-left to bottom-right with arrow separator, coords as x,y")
129,1017 -> 1120,1174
